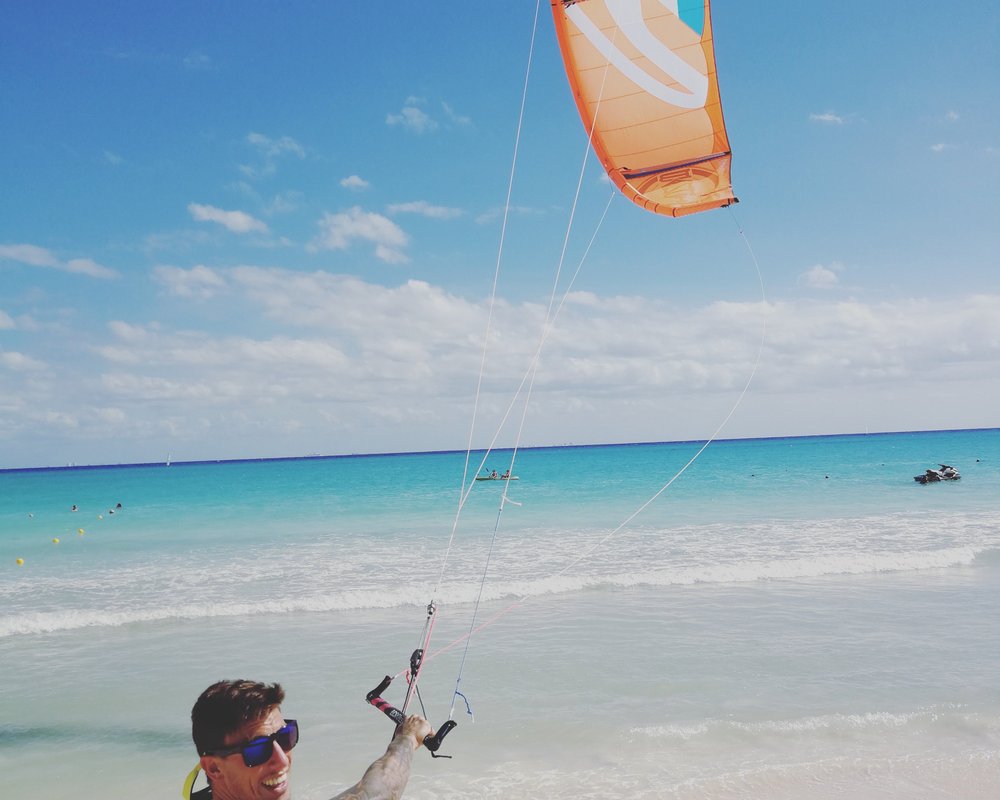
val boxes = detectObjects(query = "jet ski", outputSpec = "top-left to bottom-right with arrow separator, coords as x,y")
913,464 -> 960,484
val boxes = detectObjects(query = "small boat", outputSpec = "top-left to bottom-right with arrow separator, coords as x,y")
914,464 -> 960,484
475,474 -> 519,481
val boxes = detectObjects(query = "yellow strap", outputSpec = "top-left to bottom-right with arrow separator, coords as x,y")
181,763 -> 201,799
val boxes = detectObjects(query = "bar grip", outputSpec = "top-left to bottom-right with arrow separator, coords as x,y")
422,719 -> 457,753
366,676 -> 406,726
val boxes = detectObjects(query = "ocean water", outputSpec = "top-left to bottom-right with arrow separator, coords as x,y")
2,429 -> 999,799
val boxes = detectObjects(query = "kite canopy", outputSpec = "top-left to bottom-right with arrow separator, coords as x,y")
552,0 -> 736,217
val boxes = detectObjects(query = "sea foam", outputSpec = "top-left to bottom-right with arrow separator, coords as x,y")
1,544 -> 991,638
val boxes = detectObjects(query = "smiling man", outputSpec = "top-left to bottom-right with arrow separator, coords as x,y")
187,679 -> 431,800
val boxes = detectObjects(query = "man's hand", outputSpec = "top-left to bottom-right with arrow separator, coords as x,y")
396,715 -> 433,750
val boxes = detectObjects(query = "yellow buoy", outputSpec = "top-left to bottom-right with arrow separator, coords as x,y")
52,537 -> 60,544
97,514 -> 103,520
78,528 -> 85,535
16,558 -> 24,566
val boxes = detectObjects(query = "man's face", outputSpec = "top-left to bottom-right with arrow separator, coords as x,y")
201,706 -> 292,800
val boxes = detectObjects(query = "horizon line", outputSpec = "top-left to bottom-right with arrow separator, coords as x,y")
2,426 -> 997,475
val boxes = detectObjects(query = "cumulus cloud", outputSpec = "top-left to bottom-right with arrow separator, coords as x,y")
145,267 -> 1000,405
387,98 -> 438,134
99,332 -> 349,375
309,207 -> 409,263
809,111 -> 845,125
799,264 -> 841,289
387,201 -> 463,220
0,243 -> 118,279
340,175 -> 370,191
225,267 -> 482,341
8,257 -> 1000,465
187,203 -> 269,234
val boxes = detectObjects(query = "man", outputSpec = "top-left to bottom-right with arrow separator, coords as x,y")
186,679 -> 432,800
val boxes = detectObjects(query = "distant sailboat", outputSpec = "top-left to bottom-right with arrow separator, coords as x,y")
166,452 -> 172,467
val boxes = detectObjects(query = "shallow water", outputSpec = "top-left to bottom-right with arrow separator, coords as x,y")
2,430 -> 999,798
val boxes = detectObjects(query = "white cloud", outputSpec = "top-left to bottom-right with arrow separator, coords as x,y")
809,112 -> 845,125
309,207 -> 409,263
387,201 -> 463,220
102,150 -> 123,165
99,334 -> 349,374
187,203 -> 269,234
930,143 -> 956,153
386,101 -> 438,134
340,175 -> 370,190
153,264 -> 228,299
265,191 -> 302,215
0,243 -> 58,267
0,243 -> 118,279
108,320 -> 156,342
238,161 -> 276,180
246,132 -> 305,159
0,310 -> 14,329
238,133 -> 306,180
225,267 -> 482,340
386,98 -> 471,134
945,110 -> 959,122
7,257 -> 1000,466
158,267 -> 1000,405
441,101 -> 472,127
799,264 -> 841,289
1,350 -> 46,371
65,258 -> 116,277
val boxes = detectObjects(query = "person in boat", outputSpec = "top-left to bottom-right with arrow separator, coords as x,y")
502,469 -> 510,479
186,679 -> 432,800
490,470 -> 498,478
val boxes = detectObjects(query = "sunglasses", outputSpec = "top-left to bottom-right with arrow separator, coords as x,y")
203,719 -> 299,767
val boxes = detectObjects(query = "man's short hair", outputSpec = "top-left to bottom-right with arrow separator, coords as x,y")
191,679 -> 285,755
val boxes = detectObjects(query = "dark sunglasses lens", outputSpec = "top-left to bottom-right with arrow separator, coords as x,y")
242,721 -> 298,767
242,739 -> 274,768
277,721 -> 299,752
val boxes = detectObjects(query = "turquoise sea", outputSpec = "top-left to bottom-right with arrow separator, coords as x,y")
2,429 -> 999,799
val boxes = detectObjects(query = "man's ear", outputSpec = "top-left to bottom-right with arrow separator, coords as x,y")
201,754 -> 224,782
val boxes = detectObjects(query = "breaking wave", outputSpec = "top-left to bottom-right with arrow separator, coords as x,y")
1,544 -> 992,638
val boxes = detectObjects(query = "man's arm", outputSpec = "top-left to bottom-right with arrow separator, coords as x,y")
330,716 -> 432,800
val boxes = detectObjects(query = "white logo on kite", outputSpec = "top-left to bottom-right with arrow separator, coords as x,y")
565,0 -> 709,110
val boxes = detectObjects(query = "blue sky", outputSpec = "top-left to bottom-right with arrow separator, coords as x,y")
1,1 -> 998,468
